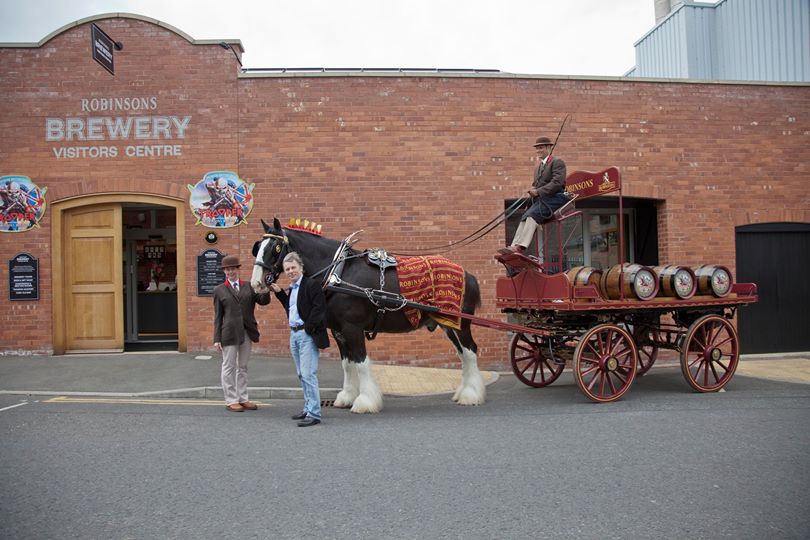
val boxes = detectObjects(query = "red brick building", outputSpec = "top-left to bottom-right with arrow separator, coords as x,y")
1,14 -> 807,367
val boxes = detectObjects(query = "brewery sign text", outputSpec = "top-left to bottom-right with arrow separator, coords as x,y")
45,96 -> 192,160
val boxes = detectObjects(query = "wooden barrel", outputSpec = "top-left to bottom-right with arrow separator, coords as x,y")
653,265 -> 697,299
565,266 -> 603,299
693,264 -> 733,297
600,263 -> 659,301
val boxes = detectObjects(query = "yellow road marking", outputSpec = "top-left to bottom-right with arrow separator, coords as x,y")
44,396 -> 268,406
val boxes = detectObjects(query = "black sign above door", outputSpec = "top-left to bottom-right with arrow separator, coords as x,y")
9,252 -> 38,301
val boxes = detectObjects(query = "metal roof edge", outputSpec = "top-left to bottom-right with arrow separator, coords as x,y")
0,12 -> 245,53
238,70 -> 809,87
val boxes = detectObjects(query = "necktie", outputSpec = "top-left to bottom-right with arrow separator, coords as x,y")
232,281 -> 239,291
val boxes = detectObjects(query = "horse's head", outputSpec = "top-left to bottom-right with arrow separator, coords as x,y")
250,217 -> 290,289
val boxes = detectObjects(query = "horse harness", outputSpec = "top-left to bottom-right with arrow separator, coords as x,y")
258,229 -> 408,341
324,237 -> 407,340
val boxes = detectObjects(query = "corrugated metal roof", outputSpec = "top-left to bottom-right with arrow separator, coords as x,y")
630,0 -> 810,82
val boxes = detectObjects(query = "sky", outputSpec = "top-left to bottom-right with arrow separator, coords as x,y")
0,0 -> 660,76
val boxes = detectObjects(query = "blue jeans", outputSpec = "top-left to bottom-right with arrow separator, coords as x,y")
290,329 -> 321,420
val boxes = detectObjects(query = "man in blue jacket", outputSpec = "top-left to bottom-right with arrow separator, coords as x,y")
269,251 -> 329,427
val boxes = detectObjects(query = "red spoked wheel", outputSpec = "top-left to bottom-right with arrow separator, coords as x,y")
510,333 -> 565,388
680,314 -> 739,392
574,324 -> 638,403
629,325 -> 659,377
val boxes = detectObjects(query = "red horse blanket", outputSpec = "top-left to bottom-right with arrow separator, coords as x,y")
395,255 -> 466,330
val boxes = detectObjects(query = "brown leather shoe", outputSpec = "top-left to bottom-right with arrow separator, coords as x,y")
239,401 -> 258,410
226,403 -> 244,412
497,245 -> 525,255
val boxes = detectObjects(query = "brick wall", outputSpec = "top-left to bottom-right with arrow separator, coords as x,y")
238,76 -> 810,367
1,15 -> 808,368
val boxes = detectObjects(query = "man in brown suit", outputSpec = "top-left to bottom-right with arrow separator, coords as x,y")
213,255 -> 271,412
501,136 -> 570,260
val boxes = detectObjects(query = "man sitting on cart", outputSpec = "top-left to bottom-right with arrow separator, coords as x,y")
500,136 -> 570,260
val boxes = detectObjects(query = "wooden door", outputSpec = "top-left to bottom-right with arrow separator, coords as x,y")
64,204 -> 123,352
736,223 -> 810,354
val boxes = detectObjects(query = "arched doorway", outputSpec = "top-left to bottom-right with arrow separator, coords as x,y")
51,194 -> 187,354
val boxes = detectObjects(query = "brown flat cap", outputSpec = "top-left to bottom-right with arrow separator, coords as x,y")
533,136 -> 553,147
220,255 -> 241,269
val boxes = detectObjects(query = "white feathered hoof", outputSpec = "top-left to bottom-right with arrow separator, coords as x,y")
453,383 -> 486,406
333,390 -> 356,409
350,392 -> 383,414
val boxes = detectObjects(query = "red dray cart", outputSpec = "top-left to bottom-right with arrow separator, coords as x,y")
423,166 -> 758,403
492,166 -> 758,402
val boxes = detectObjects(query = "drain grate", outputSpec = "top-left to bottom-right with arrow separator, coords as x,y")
320,399 -> 335,407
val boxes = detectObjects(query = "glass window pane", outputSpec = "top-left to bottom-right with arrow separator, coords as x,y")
545,215 -> 583,272
585,212 -> 635,269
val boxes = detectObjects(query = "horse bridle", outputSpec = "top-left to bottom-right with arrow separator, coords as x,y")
254,230 -> 290,284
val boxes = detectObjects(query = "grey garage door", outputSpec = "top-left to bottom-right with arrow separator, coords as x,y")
735,222 -> 810,354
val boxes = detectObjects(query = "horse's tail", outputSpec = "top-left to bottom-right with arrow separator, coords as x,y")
463,271 -> 482,314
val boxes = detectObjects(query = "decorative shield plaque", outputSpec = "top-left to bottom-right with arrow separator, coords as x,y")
188,171 -> 254,228
0,176 -> 47,233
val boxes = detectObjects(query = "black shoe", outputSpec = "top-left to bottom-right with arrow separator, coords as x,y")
291,411 -> 307,420
297,417 -> 321,427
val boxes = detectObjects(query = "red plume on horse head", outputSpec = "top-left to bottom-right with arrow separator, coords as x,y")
284,217 -> 323,235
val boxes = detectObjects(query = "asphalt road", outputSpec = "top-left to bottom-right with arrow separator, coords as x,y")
1,369 -> 809,540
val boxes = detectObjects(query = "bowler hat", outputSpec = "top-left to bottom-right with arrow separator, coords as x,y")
533,136 -> 553,147
221,255 -> 241,269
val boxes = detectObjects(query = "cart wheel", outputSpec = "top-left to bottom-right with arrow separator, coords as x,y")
630,325 -> 659,377
574,324 -> 638,403
510,333 -> 564,388
680,314 -> 739,392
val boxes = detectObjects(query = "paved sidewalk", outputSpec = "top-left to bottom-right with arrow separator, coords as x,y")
0,352 -> 498,399
0,351 -> 807,401
736,353 -> 810,385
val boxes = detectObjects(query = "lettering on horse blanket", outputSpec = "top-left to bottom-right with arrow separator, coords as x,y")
395,256 -> 466,330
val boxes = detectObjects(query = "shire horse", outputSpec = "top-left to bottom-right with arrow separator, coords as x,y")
251,218 -> 486,413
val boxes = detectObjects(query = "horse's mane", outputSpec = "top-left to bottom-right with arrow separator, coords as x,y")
284,226 -> 343,250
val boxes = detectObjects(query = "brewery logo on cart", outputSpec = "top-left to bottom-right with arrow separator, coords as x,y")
0,176 -> 47,233
187,171 -> 254,228
598,171 -> 617,193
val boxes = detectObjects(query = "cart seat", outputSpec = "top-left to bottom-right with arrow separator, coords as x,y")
550,193 -> 579,222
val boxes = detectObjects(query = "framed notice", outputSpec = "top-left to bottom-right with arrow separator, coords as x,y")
9,252 -> 38,301
197,249 -> 224,296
